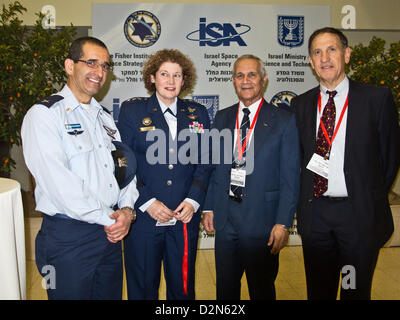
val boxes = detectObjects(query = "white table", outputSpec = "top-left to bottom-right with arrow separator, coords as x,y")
0,178 -> 26,300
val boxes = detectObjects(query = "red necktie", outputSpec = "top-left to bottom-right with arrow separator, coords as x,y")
313,90 -> 337,198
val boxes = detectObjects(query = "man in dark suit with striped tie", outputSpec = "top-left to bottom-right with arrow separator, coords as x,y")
202,54 -> 300,300
291,27 -> 400,300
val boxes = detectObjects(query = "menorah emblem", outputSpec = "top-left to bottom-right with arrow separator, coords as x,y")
191,95 -> 219,122
278,15 -> 304,48
284,19 -> 298,41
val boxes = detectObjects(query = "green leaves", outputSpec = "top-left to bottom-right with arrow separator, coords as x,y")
0,1 -> 76,173
347,36 -> 400,115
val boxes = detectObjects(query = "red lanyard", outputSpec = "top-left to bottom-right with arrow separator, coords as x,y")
318,91 -> 348,149
236,98 -> 264,160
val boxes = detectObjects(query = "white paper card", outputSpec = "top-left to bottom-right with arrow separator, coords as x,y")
306,153 -> 329,178
156,217 -> 177,226
230,168 -> 246,187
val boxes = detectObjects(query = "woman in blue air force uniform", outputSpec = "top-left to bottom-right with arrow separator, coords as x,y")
118,49 -> 212,300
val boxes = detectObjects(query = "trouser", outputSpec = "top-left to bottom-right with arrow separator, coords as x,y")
301,197 -> 380,300
124,220 -> 199,300
215,199 -> 279,300
35,214 -> 123,300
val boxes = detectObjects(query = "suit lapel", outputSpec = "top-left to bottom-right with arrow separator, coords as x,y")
176,98 -> 189,136
252,100 -> 275,155
304,87 -> 319,155
344,80 -> 359,169
224,104 -> 238,153
146,94 -> 170,134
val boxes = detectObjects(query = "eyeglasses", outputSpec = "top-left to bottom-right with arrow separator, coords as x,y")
74,59 -> 113,72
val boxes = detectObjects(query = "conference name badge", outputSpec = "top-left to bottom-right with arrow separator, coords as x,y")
306,153 -> 329,178
230,168 -> 246,187
189,121 -> 204,133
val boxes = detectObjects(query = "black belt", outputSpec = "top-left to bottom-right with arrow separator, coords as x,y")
320,196 -> 348,201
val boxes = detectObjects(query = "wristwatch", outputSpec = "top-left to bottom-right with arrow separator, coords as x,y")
121,206 -> 136,223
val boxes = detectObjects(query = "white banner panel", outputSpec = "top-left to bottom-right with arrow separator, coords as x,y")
92,3 -> 330,247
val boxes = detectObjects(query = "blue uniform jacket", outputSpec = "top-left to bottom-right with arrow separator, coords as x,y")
118,93 -> 212,231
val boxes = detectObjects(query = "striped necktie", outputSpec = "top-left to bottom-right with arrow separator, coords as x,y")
231,107 -> 251,200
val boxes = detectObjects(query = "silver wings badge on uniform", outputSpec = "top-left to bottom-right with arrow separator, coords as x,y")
65,123 -> 84,136
103,125 -> 117,139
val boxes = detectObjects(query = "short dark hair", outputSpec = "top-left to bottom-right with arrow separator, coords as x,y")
66,36 -> 108,61
308,27 -> 348,54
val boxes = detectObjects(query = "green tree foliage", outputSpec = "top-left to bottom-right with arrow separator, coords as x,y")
346,36 -> 400,116
0,1 -> 75,173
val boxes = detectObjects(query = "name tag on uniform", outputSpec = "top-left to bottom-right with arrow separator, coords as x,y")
140,126 -> 156,132
230,168 -> 246,187
306,153 -> 329,178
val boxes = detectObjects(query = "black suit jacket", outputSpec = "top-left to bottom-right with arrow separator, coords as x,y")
292,80 -> 400,247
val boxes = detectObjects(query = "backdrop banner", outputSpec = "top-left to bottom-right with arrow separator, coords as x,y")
92,3 -> 330,248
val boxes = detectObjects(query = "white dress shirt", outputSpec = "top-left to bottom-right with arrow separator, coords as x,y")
317,77 -> 349,197
233,97 -> 263,154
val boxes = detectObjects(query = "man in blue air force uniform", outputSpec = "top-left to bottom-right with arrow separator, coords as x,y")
21,37 -> 138,299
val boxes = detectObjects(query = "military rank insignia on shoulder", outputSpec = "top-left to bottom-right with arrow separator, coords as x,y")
126,97 -> 148,102
37,95 -> 64,108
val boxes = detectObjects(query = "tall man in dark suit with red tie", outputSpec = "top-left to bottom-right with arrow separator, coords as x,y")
291,27 -> 400,300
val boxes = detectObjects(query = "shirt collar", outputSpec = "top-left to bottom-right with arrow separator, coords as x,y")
61,85 -> 102,112
239,97 -> 263,116
156,94 -> 177,116
320,76 -> 349,98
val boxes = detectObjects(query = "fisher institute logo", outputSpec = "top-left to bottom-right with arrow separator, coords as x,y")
277,15 -> 304,48
124,11 -> 161,48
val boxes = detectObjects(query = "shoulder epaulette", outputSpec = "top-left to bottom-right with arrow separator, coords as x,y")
125,97 -> 148,103
37,95 -> 64,108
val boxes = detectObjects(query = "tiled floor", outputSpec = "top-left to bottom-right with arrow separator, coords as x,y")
26,245 -> 400,300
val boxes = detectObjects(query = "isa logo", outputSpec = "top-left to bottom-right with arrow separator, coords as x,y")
124,11 -> 161,48
186,18 -> 250,47
270,91 -> 297,111
278,16 -> 304,48
192,95 -> 219,122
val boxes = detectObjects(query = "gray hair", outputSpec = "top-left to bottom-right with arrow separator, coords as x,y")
233,54 -> 267,78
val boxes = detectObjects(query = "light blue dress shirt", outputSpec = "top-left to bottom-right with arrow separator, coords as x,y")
21,85 -> 138,226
